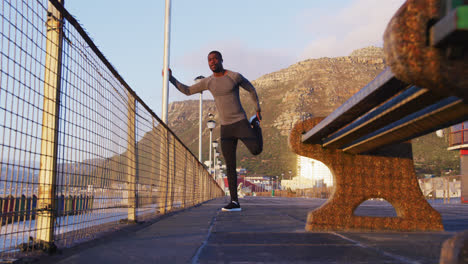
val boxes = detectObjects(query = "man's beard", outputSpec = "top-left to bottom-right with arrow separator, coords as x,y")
211,64 -> 224,73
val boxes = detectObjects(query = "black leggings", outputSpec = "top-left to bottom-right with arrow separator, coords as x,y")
221,119 -> 262,202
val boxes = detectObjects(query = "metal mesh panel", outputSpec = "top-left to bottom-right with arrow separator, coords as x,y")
0,0 -> 223,257
53,8 -> 133,248
134,105 -> 162,219
0,0 -> 48,255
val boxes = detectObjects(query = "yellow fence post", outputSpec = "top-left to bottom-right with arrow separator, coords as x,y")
182,152 -> 187,208
127,95 -> 137,222
168,136 -> 176,210
158,129 -> 167,214
195,165 -> 199,204
199,165 -> 203,200
165,134 -> 172,212
36,0 -> 64,251
202,169 -> 206,202
198,167 -> 202,204
151,120 -> 158,211
202,166 -> 205,202
192,162 -> 196,206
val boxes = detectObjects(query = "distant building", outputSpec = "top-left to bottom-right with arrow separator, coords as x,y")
281,177 -> 315,191
236,167 -> 247,174
222,177 -> 265,194
448,122 -> 468,203
418,176 -> 461,199
298,156 -> 333,187
281,156 -> 334,191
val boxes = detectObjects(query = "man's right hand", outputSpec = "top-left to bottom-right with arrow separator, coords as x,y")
162,68 -> 172,78
256,111 -> 262,122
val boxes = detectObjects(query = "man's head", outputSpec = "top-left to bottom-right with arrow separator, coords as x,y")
208,51 -> 224,73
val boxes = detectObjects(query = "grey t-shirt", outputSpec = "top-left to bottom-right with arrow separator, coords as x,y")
170,70 -> 261,125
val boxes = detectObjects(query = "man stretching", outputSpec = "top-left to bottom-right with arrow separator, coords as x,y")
167,51 -> 262,211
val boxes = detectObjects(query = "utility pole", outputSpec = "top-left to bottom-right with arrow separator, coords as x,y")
161,0 -> 171,123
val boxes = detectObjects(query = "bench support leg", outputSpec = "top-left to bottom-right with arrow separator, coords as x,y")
290,118 -> 444,231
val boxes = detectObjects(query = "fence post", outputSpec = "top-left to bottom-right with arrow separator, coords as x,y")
126,95 -> 137,222
182,152 -> 187,208
195,165 -> 200,204
163,133 -> 172,213
201,165 -> 204,202
165,135 -> 173,211
169,136 -> 176,210
203,169 -> 207,201
200,168 -> 203,202
36,0 -> 64,250
447,177 -> 451,203
444,177 -> 447,204
192,162 -> 197,206
159,130 -> 168,214
151,120 -> 158,211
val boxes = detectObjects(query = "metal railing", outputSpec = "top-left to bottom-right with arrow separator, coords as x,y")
255,187 -> 333,199
449,122 -> 468,147
0,0 -> 223,257
418,175 -> 462,204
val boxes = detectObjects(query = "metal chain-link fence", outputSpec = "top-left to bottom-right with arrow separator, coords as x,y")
0,0 -> 223,257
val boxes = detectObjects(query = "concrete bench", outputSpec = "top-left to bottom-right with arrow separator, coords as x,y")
289,0 -> 467,232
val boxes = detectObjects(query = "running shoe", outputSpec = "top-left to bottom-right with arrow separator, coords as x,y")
222,201 -> 241,212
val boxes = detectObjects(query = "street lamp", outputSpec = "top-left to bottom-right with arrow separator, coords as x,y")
194,75 -> 205,162
213,150 -> 220,178
207,113 -> 216,174
216,160 -> 223,180
214,164 -> 220,180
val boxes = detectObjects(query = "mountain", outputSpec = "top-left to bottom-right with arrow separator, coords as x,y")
166,47 -> 459,178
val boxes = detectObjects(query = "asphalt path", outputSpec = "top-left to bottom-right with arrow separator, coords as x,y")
37,196 -> 468,264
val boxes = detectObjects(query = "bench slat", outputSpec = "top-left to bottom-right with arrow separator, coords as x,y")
342,97 -> 468,154
301,67 -> 408,144
322,86 -> 445,149
431,6 -> 468,47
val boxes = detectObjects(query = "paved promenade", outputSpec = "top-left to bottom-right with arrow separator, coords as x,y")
38,197 -> 468,264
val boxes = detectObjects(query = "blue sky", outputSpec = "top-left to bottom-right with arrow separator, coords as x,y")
66,0 -> 405,117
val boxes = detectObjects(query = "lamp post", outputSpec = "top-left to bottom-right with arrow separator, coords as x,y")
161,0 -> 171,124
194,76 -> 205,162
213,150 -> 220,179
216,160 -> 222,181
207,113 -> 216,174
212,140 -> 219,174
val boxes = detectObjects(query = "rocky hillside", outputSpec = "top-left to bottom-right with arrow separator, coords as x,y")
167,47 -> 459,178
